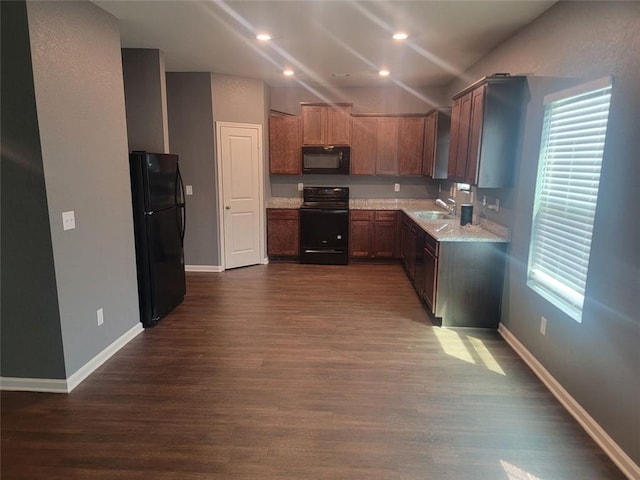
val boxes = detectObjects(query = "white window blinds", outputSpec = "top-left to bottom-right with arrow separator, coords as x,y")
527,77 -> 612,322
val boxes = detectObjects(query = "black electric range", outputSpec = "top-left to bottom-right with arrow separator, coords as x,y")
299,187 -> 349,265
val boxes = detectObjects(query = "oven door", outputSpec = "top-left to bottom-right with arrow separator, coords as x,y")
300,209 -> 349,264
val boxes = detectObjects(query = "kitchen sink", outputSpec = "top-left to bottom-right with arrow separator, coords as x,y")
413,210 -> 452,220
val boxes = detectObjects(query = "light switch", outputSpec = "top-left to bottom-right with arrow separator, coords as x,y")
394,183 -> 400,192
185,185 -> 193,195
298,183 -> 304,192
62,211 -> 75,231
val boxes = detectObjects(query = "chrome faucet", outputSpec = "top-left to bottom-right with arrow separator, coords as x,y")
436,198 -> 456,216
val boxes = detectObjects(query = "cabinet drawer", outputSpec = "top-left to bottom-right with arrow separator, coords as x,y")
267,208 -> 299,220
424,232 -> 439,257
350,210 -> 374,221
374,210 -> 397,222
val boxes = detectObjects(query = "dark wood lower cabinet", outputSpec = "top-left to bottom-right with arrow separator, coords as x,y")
400,211 -> 507,329
267,209 -> 299,258
350,210 -> 399,259
349,210 -> 374,258
424,240 -> 507,328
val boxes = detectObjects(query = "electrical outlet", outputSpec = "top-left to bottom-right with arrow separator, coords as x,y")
394,183 -> 400,192
540,316 -> 547,336
298,183 -> 304,192
185,185 -> 193,195
62,211 -> 76,231
97,308 -> 104,326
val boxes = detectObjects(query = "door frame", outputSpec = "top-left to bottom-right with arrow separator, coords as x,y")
215,121 -> 266,270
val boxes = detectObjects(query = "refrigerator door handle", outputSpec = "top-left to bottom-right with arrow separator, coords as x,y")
176,163 -> 186,245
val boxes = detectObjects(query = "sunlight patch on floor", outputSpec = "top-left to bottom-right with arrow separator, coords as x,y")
433,328 -> 506,375
500,459 -> 543,480
433,328 -> 475,365
468,335 -> 506,376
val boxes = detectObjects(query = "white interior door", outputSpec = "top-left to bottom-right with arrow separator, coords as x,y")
216,122 -> 263,269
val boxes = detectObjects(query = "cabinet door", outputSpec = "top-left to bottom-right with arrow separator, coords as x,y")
423,247 -> 438,313
398,117 -> 425,175
373,211 -> 398,258
465,85 -> 486,184
448,93 -> 473,182
302,105 -> 327,145
351,117 -> 377,175
376,117 -> 399,175
422,112 -> 436,177
447,98 -> 462,180
349,210 -> 374,258
327,105 -> 352,145
269,114 -> 301,174
401,217 -> 417,279
267,209 -> 299,256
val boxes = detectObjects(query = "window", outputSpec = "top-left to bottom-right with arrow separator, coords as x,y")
527,77 -> 613,322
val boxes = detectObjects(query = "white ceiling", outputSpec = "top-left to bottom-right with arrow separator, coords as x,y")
93,0 -> 556,88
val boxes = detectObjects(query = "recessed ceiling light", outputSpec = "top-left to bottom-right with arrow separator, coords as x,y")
256,33 -> 271,41
283,69 -> 294,76
379,70 -> 390,77
393,32 -> 408,40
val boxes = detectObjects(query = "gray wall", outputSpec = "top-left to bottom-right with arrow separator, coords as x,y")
269,84 -> 446,200
446,1 -> 640,463
270,84 -> 446,115
26,0 -> 140,377
122,48 -> 170,153
1,1 -> 66,379
166,73 -> 219,267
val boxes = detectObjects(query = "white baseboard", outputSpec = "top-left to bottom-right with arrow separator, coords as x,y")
498,323 -> 640,480
0,376 -> 68,393
185,265 -> 224,272
65,322 -> 143,392
1,322 -> 143,394
262,257 -> 269,265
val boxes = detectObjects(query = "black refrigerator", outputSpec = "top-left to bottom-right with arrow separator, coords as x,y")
129,151 -> 186,327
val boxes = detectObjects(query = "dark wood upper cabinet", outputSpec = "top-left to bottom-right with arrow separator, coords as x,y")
447,75 -> 525,187
398,117 -> 425,176
376,117 -> 399,175
352,115 -> 426,177
351,116 -> 378,175
422,108 -> 451,179
269,112 -> 301,175
301,103 -> 352,146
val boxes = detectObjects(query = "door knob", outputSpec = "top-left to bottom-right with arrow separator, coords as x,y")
225,205 -> 231,210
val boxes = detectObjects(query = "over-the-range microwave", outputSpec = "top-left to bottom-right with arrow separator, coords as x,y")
301,146 -> 350,175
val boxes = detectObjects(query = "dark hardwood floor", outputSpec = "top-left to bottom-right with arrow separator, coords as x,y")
1,263 -> 624,479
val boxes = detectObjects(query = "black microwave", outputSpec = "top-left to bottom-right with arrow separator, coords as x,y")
302,146 -> 350,175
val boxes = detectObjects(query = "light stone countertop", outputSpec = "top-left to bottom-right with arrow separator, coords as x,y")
266,197 -> 510,243
266,197 -> 303,209
403,208 -> 510,243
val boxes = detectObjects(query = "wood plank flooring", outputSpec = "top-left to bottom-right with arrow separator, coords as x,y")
1,263 -> 625,479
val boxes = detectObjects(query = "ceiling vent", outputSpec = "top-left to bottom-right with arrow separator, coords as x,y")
330,73 -> 351,79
